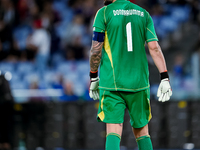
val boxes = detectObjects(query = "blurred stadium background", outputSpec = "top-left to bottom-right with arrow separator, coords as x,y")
0,0 -> 200,149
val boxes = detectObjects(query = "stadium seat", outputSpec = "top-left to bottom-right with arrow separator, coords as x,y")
171,6 -> 190,23
159,16 -> 178,33
56,61 -> 75,74
17,62 -> 35,75
23,71 -> 40,84
51,53 -> 65,66
39,80 -> 52,89
76,61 -> 90,73
10,80 -> 28,89
0,62 -> 15,73
152,16 -> 161,28
53,0 -> 73,24
10,75 -> 21,85
43,70 -> 57,87
53,0 -> 68,13
64,71 -> 79,82
55,21 -> 70,39
82,73 -> 90,85
72,80 -> 85,96
61,10 -> 74,23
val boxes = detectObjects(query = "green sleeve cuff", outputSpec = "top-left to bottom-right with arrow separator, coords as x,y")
146,38 -> 159,42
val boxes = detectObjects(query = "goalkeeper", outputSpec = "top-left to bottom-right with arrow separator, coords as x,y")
89,0 -> 172,150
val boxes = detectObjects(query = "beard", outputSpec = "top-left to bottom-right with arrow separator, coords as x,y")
104,0 -> 113,5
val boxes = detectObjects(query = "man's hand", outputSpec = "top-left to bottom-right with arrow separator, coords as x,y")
157,78 -> 172,102
89,77 -> 99,100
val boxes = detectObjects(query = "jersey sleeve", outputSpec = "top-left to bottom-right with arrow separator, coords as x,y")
145,12 -> 158,42
93,7 -> 106,33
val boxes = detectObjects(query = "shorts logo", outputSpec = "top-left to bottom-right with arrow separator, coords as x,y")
113,9 -> 144,17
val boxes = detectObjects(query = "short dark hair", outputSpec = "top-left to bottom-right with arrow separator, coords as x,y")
104,0 -> 113,6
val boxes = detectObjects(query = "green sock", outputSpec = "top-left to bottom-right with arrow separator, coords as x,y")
106,133 -> 121,150
136,135 -> 153,150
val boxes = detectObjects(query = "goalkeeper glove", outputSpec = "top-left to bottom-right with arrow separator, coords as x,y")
89,71 -> 99,100
157,71 -> 172,102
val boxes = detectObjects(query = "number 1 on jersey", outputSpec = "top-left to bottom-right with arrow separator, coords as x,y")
126,22 -> 133,52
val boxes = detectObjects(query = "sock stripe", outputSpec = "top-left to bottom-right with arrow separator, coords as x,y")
136,135 -> 153,150
107,133 -> 121,140
136,135 -> 150,142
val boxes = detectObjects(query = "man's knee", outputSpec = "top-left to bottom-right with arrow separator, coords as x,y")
133,124 -> 149,139
106,123 -> 123,136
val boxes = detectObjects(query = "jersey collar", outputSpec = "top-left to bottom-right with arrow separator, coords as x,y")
115,0 -> 127,1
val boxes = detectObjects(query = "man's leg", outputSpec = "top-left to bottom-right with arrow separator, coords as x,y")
133,124 -> 153,150
106,123 -> 123,150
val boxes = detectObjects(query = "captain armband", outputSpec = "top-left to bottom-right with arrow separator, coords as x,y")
92,31 -> 105,42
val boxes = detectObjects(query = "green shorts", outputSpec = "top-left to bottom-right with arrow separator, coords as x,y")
97,89 -> 152,128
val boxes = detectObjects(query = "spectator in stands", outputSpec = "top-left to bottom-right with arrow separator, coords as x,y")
62,14 -> 85,60
42,1 -> 60,28
29,2 -> 40,20
167,0 -> 187,5
82,0 -> 95,26
41,1 -> 61,60
26,19 -> 51,76
190,0 -> 200,25
62,14 -> 84,45
28,80 -> 46,101
0,0 -> 16,26
0,19 -> 19,61
16,0 -> 29,22
65,36 -> 85,60
68,0 -> 83,13
59,81 -> 79,101
151,4 -> 164,16
64,46 -> 75,60
29,80 -> 39,89
52,74 -> 64,89
147,0 -> 158,8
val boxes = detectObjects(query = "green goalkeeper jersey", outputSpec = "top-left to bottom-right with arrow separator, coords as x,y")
93,0 -> 158,92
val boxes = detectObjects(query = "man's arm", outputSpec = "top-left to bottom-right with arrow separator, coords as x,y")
147,41 -> 167,73
89,40 -> 103,100
89,40 -> 104,72
89,6 -> 105,100
148,41 -> 172,102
